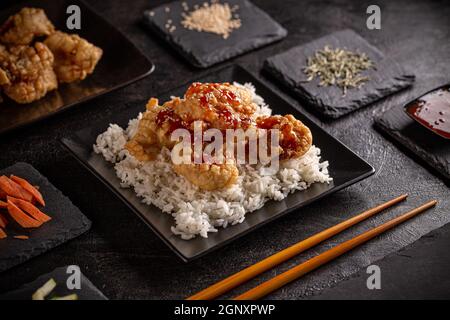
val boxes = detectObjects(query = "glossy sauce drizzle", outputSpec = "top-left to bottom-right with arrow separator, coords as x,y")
186,82 -> 253,129
406,85 -> 450,139
155,108 -> 186,133
257,116 -> 300,158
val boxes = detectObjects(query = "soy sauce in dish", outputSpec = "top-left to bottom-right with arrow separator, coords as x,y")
405,85 -> 450,139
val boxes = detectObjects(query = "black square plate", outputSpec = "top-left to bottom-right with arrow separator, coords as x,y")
0,163 -> 91,272
264,29 -> 415,119
61,65 -> 374,262
0,0 -> 155,135
142,0 -> 287,68
0,266 -> 107,300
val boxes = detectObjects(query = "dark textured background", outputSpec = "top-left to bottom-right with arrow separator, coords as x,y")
0,0 -> 449,299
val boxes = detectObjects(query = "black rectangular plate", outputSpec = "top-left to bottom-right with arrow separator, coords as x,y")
0,163 -> 91,272
0,266 -> 107,300
61,65 -> 374,262
264,29 -> 415,119
375,103 -> 450,182
142,0 -> 287,68
0,0 -> 155,135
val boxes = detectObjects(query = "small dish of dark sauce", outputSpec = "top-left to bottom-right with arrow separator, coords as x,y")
405,85 -> 450,139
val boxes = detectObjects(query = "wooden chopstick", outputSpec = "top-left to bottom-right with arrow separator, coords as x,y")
233,200 -> 437,300
187,194 -> 408,300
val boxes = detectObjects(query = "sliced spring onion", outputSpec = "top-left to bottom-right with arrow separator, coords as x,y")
51,294 -> 79,300
32,278 -> 57,300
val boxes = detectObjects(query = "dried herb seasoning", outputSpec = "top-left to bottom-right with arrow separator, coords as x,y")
303,46 -> 375,96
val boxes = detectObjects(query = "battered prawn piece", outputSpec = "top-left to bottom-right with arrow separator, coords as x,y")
0,46 -> 10,87
126,83 -> 313,191
125,98 -> 178,161
127,83 -> 259,161
173,163 -> 239,191
257,114 -> 312,160
180,82 -> 257,130
0,42 -> 57,104
0,8 -> 55,45
44,31 -> 103,83
0,69 -> 8,85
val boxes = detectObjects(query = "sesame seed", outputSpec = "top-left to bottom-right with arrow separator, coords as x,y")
181,1 -> 241,39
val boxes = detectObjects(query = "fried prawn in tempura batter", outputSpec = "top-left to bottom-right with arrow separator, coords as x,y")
0,42 -> 57,104
126,83 -> 313,190
44,31 -> 103,83
0,8 -> 55,45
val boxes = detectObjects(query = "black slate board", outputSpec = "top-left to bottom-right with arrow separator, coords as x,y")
264,29 -> 415,119
142,0 -> 287,68
0,266 -> 107,300
375,104 -> 450,182
312,222 -> 450,300
0,163 -> 91,272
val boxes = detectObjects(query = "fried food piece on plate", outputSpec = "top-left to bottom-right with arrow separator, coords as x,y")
173,163 -> 239,191
256,114 -> 312,160
44,31 -> 102,83
126,83 -> 258,160
126,83 -> 313,190
0,8 -> 55,45
126,98 -> 170,161
181,82 -> 257,130
0,42 -> 57,104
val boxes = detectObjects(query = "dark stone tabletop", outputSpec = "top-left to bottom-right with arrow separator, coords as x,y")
0,0 -> 449,299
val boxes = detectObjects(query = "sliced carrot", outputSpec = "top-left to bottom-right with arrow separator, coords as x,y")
14,235 -> 29,240
0,189 -> 6,200
0,213 -> 8,228
0,227 -> 6,239
0,213 -> 6,228
7,200 -> 42,228
10,175 -> 45,207
0,176 -> 33,202
0,200 -> 7,208
8,197 -> 51,223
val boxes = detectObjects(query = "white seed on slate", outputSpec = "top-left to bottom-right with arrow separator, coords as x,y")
181,1 -> 241,39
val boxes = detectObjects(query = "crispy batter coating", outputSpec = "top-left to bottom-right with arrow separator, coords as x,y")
127,83 -> 313,190
44,31 -> 102,83
257,115 -> 313,159
125,98 -> 173,161
0,8 -> 55,45
173,163 -> 239,191
0,68 -> 9,86
179,82 -> 257,130
0,42 -> 57,104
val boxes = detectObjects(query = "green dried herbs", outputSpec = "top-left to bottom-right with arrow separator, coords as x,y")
303,46 -> 375,96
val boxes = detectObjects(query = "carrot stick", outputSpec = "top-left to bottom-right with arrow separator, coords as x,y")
10,175 -> 45,207
0,213 -> 7,227
0,200 -> 7,208
8,197 -> 51,223
0,213 -> 6,228
7,200 -> 42,228
14,235 -> 29,240
0,176 -> 33,202
0,227 -> 6,239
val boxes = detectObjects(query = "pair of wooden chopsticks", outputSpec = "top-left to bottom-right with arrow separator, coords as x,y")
187,195 -> 437,300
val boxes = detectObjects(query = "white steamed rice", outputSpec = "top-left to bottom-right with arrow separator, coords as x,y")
93,82 -> 332,239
